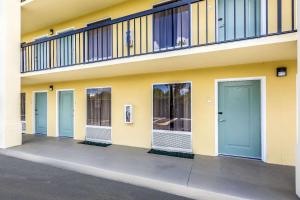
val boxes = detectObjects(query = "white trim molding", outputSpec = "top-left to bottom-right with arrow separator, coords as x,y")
214,76 -> 267,162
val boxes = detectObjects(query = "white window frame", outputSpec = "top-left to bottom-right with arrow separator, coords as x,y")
85,87 -> 112,129
153,4 -> 193,51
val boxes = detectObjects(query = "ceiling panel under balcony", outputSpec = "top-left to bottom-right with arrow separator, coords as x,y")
21,0 -> 128,35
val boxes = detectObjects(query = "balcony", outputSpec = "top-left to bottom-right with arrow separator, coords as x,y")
21,0 -> 297,76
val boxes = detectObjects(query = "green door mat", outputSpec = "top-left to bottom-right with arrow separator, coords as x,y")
79,141 -> 112,147
148,149 -> 194,159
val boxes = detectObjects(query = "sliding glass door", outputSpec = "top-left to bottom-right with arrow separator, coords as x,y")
153,83 -> 191,132
153,5 -> 190,51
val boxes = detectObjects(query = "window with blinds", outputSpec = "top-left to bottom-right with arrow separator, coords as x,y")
87,88 -> 111,127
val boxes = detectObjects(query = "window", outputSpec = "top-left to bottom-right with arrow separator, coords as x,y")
153,4 -> 190,51
21,93 -> 26,121
153,83 -> 191,132
87,88 -> 111,127
87,25 -> 113,61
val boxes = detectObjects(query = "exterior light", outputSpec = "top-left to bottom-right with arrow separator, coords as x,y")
276,67 -> 287,77
49,29 -> 54,36
49,85 -> 54,91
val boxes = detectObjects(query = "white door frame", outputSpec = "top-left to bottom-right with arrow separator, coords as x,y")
214,76 -> 266,162
56,89 -> 75,138
32,90 -> 49,136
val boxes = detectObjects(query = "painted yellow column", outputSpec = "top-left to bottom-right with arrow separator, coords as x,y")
0,0 -> 22,148
296,0 -> 300,196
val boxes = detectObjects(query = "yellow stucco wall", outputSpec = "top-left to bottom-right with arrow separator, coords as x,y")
21,60 -> 297,166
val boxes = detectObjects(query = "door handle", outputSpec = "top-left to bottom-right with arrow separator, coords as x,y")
218,18 -> 223,21
219,119 -> 226,122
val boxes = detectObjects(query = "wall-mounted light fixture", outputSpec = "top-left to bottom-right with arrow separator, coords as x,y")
49,85 -> 54,91
49,29 -> 54,36
276,67 -> 287,77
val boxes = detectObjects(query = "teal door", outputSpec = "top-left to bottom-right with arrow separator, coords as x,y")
58,91 -> 74,137
218,0 -> 260,41
35,92 -> 47,135
218,80 -> 261,159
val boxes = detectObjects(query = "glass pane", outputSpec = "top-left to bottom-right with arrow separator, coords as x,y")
174,5 -> 190,47
153,5 -> 190,51
153,84 -> 171,130
87,88 -> 111,127
88,25 -> 113,61
172,83 -> 191,132
153,83 -> 191,132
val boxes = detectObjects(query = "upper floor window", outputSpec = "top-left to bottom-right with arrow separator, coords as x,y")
87,88 -> 111,127
153,4 -> 190,51
153,83 -> 191,132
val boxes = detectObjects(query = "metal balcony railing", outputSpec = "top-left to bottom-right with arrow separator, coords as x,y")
20,0 -> 297,73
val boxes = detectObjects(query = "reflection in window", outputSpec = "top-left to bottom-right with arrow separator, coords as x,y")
153,5 -> 190,51
153,83 -> 191,132
87,88 -> 111,127
56,35 -> 76,66
87,25 -> 113,61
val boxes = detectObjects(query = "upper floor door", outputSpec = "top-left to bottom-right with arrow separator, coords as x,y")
218,0 -> 261,42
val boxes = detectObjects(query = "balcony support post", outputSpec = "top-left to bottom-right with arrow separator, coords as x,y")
0,0 -> 22,148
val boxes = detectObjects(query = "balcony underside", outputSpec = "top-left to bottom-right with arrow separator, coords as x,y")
21,33 -> 297,86
21,0 -> 129,34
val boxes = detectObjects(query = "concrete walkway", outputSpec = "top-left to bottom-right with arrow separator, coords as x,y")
0,135 -> 297,200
